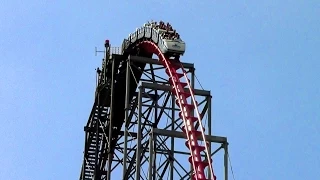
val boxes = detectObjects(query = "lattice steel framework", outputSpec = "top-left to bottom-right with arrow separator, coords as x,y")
79,44 -> 229,180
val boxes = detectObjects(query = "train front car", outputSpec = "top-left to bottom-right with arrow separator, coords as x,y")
161,38 -> 186,57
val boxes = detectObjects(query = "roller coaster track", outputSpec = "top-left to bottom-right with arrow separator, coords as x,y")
80,23 -> 217,180
138,41 -> 216,180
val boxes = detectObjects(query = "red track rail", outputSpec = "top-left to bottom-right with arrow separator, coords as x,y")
139,41 -> 217,180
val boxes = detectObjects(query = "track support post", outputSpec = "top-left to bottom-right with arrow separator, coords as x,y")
136,86 -> 143,180
224,142 -> 229,180
148,129 -> 155,180
123,59 -> 131,179
107,57 -> 115,180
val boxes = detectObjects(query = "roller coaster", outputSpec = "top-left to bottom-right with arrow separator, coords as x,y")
79,21 -> 229,180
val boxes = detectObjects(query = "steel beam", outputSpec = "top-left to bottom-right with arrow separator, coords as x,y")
129,55 -> 194,70
107,57 -> 115,180
141,82 -> 211,97
224,142 -> 229,180
208,95 -> 212,179
135,86 -> 143,180
152,128 -> 227,143
123,59 -> 131,178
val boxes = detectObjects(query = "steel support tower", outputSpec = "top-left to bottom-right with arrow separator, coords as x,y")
79,42 -> 229,180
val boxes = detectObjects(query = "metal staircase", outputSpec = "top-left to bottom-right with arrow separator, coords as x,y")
81,104 -> 109,180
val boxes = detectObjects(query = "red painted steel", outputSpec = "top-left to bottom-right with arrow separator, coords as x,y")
139,41 -> 217,180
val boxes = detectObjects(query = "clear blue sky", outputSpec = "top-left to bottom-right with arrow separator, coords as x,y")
1,0 -> 319,179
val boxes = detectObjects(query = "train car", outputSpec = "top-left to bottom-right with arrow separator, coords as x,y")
159,38 -> 185,56
122,21 -> 186,57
